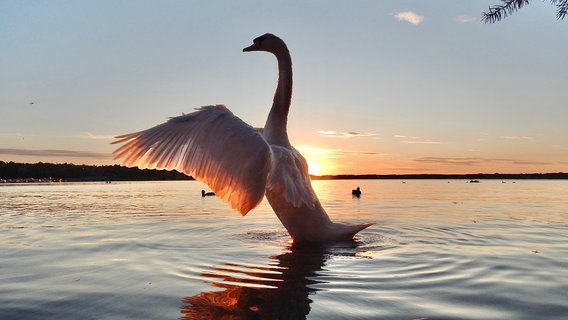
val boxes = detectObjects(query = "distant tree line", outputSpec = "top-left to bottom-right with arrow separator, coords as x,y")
2,161 -> 566,182
0,161 -> 191,182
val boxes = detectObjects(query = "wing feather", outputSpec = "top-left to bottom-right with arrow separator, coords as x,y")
112,105 -> 272,215
268,146 -> 318,209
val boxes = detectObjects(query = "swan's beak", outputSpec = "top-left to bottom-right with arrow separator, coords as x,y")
243,43 -> 259,52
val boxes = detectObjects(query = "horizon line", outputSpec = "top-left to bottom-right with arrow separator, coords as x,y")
1,160 -> 566,179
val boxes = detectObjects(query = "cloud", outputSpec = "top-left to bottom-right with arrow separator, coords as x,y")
393,11 -> 424,25
414,156 -> 549,166
456,15 -> 475,23
394,135 -> 442,144
296,145 -> 385,159
344,131 -> 376,138
0,148 -> 110,159
414,157 -> 482,166
84,132 -> 115,140
339,150 -> 382,156
500,135 -> 535,141
318,130 -> 376,138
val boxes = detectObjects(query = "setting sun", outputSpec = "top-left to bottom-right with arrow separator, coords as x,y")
296,145 -> 334,176
306,160 -> 321,176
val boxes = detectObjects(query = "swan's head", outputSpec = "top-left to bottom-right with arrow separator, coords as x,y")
243,33 -> 287,54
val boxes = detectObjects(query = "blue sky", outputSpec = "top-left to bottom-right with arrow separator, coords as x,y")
1,1 -> 567,175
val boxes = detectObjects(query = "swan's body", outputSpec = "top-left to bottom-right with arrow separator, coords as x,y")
352,187 -> 362,197
113,33 -> 372,243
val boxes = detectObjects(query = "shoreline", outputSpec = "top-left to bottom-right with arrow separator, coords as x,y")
2,161 -> 567,182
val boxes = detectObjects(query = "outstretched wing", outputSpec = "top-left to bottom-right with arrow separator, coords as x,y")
112,105 -> 271,215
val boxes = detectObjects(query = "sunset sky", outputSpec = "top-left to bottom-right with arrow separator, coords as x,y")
1,1 -> 567,175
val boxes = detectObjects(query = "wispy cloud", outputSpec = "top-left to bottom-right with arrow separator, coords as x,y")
0,148 -> 110,159
393,11 -> 424,25
339,150 -> 383,156
296,145 -> 386,158
456,15 -> 475,23
414,156 -> 549,166
500,135 -> 535,141
394,135 -> 442,144
487,158 -> 549,166
344,131 -> 376,138
83,132 -> 115,140
552,144 -> 568,151
318,130 -> 376,139
414,157 -> 482,166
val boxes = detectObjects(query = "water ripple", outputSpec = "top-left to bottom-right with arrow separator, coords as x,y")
2,180 -> 568,319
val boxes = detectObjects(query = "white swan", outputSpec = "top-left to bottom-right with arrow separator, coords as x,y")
112,33 -> 372,242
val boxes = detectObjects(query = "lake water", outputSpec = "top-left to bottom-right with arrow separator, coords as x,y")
1,179 -> 567,319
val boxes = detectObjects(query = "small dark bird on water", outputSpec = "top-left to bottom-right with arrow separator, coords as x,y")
352,187 -> 362,197
201,190 -> 215,197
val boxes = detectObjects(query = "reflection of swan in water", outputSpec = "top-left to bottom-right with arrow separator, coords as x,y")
113,33 -> 372,243
180,242 -> 363,319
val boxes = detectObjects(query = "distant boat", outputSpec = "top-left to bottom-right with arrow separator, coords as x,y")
469,180 -> 480,183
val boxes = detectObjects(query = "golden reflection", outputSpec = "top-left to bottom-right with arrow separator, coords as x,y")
180,242 -> 363,319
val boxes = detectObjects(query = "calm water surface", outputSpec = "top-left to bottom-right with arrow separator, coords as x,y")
1,180 -> 567,319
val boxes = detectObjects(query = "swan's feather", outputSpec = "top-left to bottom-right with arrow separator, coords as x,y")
113,105 -> 271,215
267,145 -> 317,209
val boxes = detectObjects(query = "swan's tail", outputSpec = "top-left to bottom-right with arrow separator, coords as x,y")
289,221 -> 374,243
332,222 -> 374,241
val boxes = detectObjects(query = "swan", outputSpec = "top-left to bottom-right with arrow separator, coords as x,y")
352,187 -> 362,197
112,33 -> 372,243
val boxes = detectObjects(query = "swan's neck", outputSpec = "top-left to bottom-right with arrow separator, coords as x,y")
264,48 -> 292,147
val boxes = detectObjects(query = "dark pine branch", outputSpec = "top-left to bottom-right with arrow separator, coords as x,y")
557,0 -> 568,19
482,0 -> 567,23
482,0 -> 530,23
